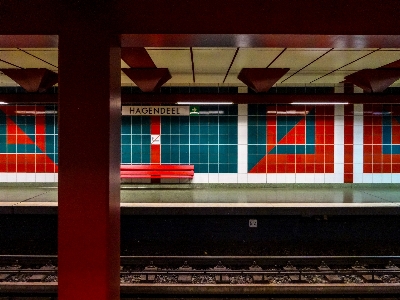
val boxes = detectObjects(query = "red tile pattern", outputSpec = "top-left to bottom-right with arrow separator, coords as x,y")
344,105 -> 353,183
364,104 -> 400,173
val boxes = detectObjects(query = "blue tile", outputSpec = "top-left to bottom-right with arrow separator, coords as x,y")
195,164 -> 207,173
190,135 -> 200,144
219,134 -> 228,144
171,135 -> 180,144
209,135 -> 218,144
121,135 -> 131,144
209,164 -> 218,173
219,164 -> 229,173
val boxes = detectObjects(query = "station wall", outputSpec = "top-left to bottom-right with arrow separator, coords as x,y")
1,103 -> 400,183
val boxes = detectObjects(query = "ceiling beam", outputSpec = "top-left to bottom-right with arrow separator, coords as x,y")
2,93 -> 400,104
1,1 -> 400,48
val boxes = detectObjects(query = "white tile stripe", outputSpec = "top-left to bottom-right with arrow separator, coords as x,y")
353,104 -> 364,183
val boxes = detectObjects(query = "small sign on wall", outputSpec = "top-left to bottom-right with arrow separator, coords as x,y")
151,134 -> 161,145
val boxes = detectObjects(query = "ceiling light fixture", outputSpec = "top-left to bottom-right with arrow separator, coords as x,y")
291,102 -> 349,105
176,102 -> 233,105
0,101 -> 8,105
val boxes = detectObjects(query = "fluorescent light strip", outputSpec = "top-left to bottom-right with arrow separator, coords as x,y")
291,102 -> 349,105
176,102 -> 233,105
0,101 -> 8,105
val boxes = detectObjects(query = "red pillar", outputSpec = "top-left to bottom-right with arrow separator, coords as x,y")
58,20 -> 121,300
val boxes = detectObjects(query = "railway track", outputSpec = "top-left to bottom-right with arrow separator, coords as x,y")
0,255 -> 400,297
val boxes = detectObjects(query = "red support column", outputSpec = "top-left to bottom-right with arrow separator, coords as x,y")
58,21 -> 121,300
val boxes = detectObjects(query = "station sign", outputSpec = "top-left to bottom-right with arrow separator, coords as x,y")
122,106 -> 190,116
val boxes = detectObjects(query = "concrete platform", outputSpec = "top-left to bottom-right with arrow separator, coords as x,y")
0,184 -> 400,215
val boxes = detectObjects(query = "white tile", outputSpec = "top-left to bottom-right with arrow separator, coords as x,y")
353,173 -> 363,183
238,104 -> 247,115
7,173 -> 17,182
193,173 -> 210,183
0,173 -> 8,182
238,173 -> 248,183
247,174 -> 266,183
372,174 -> 382,183
381,174 -> 392,183
16,173 -> 27,182
354,116 -> 363,125
45,173 -> 56,182
295,174 -> 306,183
266,174 -> 277,183
334,163 -> 344,174
354,126 -> 363,145
362,173 -> 373,183
238,116 -> 247,125
333,173 -> 343,183
54,173 -> 58,182
335,105 -> 344,116
276,174 -> 286,183
392,174 -> 400,183
238,126 -> 248,144
324,173 -> 336,183
353,146 -> 364,164
35,173 -> 46,182
285,173 -> 296,183
238,163 -> 247,174
353,104 -> 363,115
334,125 -> 344,144
353,163 -> 363,175
314,173 -> 325,183
334,145 -> 344,163
218,173 -> 238,183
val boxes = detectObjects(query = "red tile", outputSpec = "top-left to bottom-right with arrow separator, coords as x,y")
383,155 -> 391,163
344,134 -> 353,144
364,145 -> 373,154
394,154 -> 400,164
363,164 -> 372,173
296,164 -> 305,173
286,155 -> 295,163
267,164 -> 277,173
305,164 -> 314,173
8,163 -> 17,172
382,164 -> 392,173
364,154 -> 373,163
276,155 -> 286,164
344,164 -> 353,173
392,163 -> 400,173
373,154 -> 383,163
36,164 -> 46,172
276,165 -> 285,173
372,164 -> 382,173
315,164 -> 324,173
344,174 -> 353,183
316,134 -> 324,144
325,154 -> 334,164
296,155 -> 305,164
325,164 -> 334,173
267,155 -> 276,163
315,154 -> 325,163
283,164 -> 293,173
344,153 -> 353,163
364,134 -> 372,144
26,163 -> 36,173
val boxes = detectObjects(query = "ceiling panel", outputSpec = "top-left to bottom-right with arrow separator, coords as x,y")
279,72 -> 325,84
23,50 -> 58,70
195,74 -> 227,84
147,49 -> 191,74
302,50 -> 376,71
229,48 -> 285,74
192,48 -> 237,75
223,74 -> 244,84
0,73 -> 17,84
269,49 -> 329,70
312,71 -> 355,84
164,73 -> 193,84
340,50 -> 400,71
121,60 -> 130,68
0,50 -> 55,68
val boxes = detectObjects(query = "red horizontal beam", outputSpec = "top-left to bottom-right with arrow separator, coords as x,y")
1,1 -> 400,38
2,93 -> 400,104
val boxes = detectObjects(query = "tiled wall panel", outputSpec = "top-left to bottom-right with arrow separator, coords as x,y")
1,103 -> 400,183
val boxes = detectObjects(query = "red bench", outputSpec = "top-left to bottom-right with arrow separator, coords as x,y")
120,164 -> 194,179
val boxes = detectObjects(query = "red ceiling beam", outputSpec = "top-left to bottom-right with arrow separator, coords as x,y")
2,93 -> 400,105
122,68 -> 171,92
238,68 -> 289,93
1,1 -> 400,37
1,69 -> 58,92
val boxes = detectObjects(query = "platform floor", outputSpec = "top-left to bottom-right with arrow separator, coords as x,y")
0,184 -> 400,215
